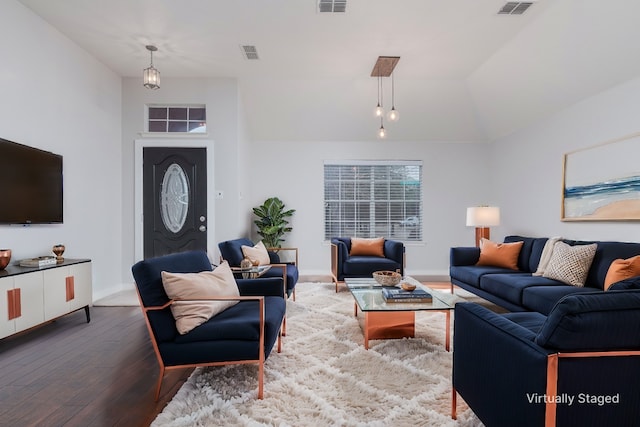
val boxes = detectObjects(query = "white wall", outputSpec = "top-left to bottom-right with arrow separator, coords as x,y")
120,77 -> 248,283
0,1 -> 122,300
491,75 -> 640,243
248,140 -> 492,278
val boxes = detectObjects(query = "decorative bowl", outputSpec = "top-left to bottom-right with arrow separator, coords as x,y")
0,249 -> 12,270
400,282 -> 417,291
372,270 -> 401,286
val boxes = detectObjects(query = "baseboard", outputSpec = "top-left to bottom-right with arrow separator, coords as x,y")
92,282 -> 135,303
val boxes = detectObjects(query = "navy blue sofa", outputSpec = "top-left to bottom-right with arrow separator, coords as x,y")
453,288 -> 640,426
450,235 -> 640,314
330,237 -> 405,292
131,250 -> 286,400
218,238 -> 299,299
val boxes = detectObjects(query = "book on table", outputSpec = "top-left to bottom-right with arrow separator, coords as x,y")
382,288 -> 433,303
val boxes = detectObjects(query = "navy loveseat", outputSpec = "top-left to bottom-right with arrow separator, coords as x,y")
450,235 -> 640,314
453,289 -> 640,426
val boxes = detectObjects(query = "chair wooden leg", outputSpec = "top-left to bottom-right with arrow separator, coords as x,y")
452,387 -> 457,419
293,287 -> 296,302
277,330 -> 282,353
258,361 -> 264,399
154,366 -> 165,401
282,316 -> 287,336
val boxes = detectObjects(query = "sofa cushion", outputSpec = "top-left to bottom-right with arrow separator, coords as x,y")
479,274 -> 555,306
450,265 -> 522,289
521,285 -> 595,316
476,239 -> 523,270
241,240 -> 271,266
535,290 -> 640,351
502,311 -> 548,335
161,261 -> 240,335
608,275 -> 640,290
343,256 -> 400,276
543,241 -> 597,287
350,237 -> 385,257
504,235 -> 548,273
565,240 -> 640,289
604,255 -> 640,290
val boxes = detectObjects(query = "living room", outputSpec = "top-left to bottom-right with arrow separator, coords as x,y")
1,0 -> 640,425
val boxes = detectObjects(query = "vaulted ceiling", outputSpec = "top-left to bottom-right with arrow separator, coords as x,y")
19,0 -> 640,142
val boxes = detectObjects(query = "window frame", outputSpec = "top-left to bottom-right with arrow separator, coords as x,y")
145,104 -> 207,134
323,160 -> 423,242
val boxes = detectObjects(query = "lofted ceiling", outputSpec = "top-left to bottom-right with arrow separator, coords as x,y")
18,0 -> 640,142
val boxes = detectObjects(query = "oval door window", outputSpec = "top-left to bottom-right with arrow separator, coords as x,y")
160,163 -> 190,233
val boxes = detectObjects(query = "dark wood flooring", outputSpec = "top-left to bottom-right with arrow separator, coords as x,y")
0,306 -> 191,427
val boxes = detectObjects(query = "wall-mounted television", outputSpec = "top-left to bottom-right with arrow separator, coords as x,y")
0,137 -> 63,224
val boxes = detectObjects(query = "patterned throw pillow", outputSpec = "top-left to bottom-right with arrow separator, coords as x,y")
543,241 -> 597,287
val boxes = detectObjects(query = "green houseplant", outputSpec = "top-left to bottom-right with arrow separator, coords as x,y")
253,197 -> 295,248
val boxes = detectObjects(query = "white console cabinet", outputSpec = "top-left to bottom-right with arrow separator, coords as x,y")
0,259 -> 92,340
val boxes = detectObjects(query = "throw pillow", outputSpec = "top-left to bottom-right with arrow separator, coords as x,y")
350,237 -> 385,257
532,236 -> 562,276
604,255 -> 640,290
476,238 -> 523,270
161,261 -> 240,335
543,242 -> 597,287
241,240 -> 271,265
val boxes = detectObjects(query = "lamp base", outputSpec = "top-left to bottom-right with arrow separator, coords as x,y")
475,227 -> 490,247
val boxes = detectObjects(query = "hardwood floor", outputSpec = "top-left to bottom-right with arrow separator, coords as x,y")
0,306 -> 191,427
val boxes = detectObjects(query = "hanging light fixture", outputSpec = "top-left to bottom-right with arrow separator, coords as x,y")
378,117 -> 386,139
374,75 -> 384,118
386,72 -> 399,122
143,45 -> 160,90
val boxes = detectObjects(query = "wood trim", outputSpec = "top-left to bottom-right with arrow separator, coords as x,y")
330,243 -> 339,292
14,288 -> 21,319
371,56 -> 400,77
66,276 -> 75,302
7,289 -> 14,320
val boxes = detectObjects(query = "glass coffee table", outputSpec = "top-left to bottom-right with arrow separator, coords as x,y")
345,276 -> 462,350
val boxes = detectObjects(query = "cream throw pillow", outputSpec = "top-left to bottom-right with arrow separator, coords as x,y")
241,241 -> 271,265
533,236 -> 563,276
161,261 -> 240,335
543,241 -> 597,287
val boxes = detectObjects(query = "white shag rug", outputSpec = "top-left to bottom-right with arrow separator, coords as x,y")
152,282 -> 483,427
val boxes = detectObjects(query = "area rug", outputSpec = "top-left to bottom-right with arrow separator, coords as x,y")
152,282 -> 483,427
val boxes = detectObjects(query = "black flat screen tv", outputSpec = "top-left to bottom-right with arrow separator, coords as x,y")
0,137 -> 63,224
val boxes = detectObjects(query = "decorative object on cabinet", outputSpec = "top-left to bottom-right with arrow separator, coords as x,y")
52,244 -> 65,263
0,249 -> 10,270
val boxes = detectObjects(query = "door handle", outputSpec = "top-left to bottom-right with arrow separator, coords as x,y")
199,225 -> 206,232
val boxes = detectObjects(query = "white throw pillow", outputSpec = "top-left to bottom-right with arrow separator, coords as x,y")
533,236 -> 562,276
241,241 -> 271,265
542,241 -> 597,287
161,261 -> 240,335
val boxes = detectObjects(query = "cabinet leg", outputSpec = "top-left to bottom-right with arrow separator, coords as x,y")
84,305 -> 91,323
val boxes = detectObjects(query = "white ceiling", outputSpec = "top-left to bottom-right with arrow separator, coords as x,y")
18,0 -> 640,142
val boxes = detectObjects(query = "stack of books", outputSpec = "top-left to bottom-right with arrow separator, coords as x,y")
382,287 -> 433,303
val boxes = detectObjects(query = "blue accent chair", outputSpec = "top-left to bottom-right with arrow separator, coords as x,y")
452,290 -> 640,426
330,237 -> 405,292
218,238 -> 299,300
131,250 -> 286,400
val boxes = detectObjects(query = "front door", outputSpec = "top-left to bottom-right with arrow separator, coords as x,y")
143,147 -> 207,258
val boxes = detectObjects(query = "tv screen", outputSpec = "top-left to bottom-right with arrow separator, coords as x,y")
0,138 -> 63,224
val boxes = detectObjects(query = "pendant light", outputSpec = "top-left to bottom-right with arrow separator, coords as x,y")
374,75 -> 384,118
143,45 -> 160,90
378,117 -> 386,139
386,72 -> 399,122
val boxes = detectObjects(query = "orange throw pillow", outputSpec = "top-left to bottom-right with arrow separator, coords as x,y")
350,237 -> 385,257
476,238 -> 523,270
604,255 -> 640,290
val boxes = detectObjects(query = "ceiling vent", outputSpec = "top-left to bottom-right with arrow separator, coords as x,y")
498,2 -> 533,15
240,45 -> 259,60
318,0 -> 347,13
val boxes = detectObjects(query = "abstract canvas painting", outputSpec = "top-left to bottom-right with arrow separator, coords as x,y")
563,133 -> 640,221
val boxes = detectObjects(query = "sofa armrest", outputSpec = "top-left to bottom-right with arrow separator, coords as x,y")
383,240 -> 405,268
608,274 -> 640,290
450,247 -> 480,266
237,277 -> 285,298
266,247 -> 298,266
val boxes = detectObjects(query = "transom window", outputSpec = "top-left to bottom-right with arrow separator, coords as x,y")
147,105 -> 206,133
324,160 -> 423,241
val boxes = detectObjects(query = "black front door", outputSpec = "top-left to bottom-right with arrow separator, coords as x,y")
143,147 -> 207,259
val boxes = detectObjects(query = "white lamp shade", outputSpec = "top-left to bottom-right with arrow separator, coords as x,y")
466,206 -> 500,227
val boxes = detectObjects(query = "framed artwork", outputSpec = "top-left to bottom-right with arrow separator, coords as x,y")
562,132 -> 640,221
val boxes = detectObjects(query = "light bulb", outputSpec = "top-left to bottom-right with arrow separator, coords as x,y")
374,104 -> 384,118
378,125 -> 386,139
387,107 -> 399,122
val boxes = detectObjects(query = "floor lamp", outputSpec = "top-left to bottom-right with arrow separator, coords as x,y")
466,206 -> 500,247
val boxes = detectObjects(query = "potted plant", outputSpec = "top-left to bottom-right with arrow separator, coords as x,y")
253,197 -> 295,248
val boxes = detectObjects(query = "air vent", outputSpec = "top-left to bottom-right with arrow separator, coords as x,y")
498,2 -> 533,15
240,45 -> 259,60
318,0 -> 347,13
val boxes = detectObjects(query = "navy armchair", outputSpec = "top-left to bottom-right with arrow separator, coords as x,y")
452,290 -> 640,426
131,250 -> 286,400
330,237 -> 405,292
218,238 -> 299,300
